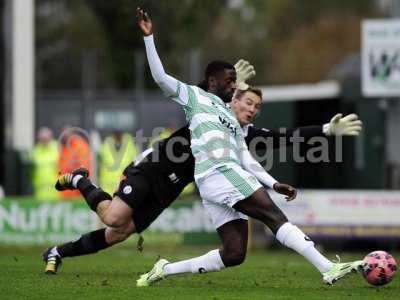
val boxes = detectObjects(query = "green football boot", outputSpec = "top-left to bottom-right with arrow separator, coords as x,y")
322,258 -> 363,285
136,259 -> 169,287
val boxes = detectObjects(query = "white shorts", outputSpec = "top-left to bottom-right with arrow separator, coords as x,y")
197,165 -> 262,229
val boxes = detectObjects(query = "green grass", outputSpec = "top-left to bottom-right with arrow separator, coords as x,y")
0,244 -> 398,300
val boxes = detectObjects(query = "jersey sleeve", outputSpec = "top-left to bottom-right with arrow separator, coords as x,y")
244,125 -> 324,151
239,138 -> 278,188
143,35 -> 190,106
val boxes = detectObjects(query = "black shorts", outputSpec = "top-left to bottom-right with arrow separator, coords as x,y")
114,168 -> 168,233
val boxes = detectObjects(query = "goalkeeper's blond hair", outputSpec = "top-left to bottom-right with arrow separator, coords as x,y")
233,86 -> 262,100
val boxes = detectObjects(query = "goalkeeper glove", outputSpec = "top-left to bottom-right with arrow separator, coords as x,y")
323,113 -> 363,136
234,59 -> 256,90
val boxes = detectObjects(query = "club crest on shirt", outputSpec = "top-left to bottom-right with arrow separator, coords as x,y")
123,185 -> 133,194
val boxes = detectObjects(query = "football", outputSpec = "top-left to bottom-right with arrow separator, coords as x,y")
362,250 -> 397,286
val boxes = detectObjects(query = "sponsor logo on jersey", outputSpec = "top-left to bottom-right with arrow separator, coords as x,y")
168,173 -> 179,183
219,116 -> 237,136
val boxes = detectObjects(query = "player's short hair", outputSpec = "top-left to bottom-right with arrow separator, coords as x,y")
197,60 -> 235,90
205,60 -> 235,80
197,80 -> 208,90
234,87 -> 262,101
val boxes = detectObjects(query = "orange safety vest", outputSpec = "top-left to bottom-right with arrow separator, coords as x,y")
58,135 -> 93,199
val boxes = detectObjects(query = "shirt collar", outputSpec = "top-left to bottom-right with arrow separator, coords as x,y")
241,123 -> 254,137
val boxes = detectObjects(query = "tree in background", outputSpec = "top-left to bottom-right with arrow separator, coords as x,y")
200,0 -> 382,85
36,0 -> 106,90
86,0 -> 227,88
35,0 -> 385,90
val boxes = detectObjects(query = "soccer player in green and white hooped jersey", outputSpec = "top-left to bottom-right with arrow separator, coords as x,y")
136,7 -> 364,286
41,7 -> 363,285
42,70 -> 363,278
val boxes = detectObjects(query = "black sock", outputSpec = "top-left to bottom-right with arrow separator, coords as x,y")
76,177 -> 112,211
56,228 -> 110,258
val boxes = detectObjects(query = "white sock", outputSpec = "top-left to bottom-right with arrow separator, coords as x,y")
72,175 -> 83,188
276,222 -> 333,273
51,246 -> 61,257
164,249 -> 225,276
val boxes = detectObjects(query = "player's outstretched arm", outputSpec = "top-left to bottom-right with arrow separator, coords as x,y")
137,7 -> 189,106
240,143 -> 297,201
245,113 -> 363,151
245,125 -> 323,151
323,113 -> 363,136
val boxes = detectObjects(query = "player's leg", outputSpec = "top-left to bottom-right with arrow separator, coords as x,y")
137,218 -> 247,287
56,167 -> 148,228
233,188 -> 363,284
97,196 -> 135,228
137,168 -> 251,287
164,219 -> 247,273
55,167 -> 114,216
233,188 -> 333,272
217,219 -> 248,267
44,183 -> 161,275
45,167 -> 148,274
43,221 -> 135,274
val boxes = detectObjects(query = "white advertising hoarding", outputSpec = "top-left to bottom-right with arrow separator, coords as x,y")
273,190 -> 400,227
362,19 -> 400,97
1,191 -> 400,244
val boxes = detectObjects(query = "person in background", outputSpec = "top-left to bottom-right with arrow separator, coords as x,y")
30,127 -> 59,201
58,127 -> 93,199
148,124 -> 175,148
99,130 -> 139,195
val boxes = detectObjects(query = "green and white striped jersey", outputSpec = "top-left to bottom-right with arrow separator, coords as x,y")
144,34 -> 278,188
171,81 -> 246,179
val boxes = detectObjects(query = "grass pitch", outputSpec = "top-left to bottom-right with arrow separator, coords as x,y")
0,244 -> 398,300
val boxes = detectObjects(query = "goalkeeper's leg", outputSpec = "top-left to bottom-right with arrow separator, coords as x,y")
56,168 -> 134,228
43,222 -> 135,274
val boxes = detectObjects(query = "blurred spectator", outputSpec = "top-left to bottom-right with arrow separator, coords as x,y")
148,122 -> 177,148
30,127 -> 59,201
99,131 -> 139,194
59,127 -> 93,199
